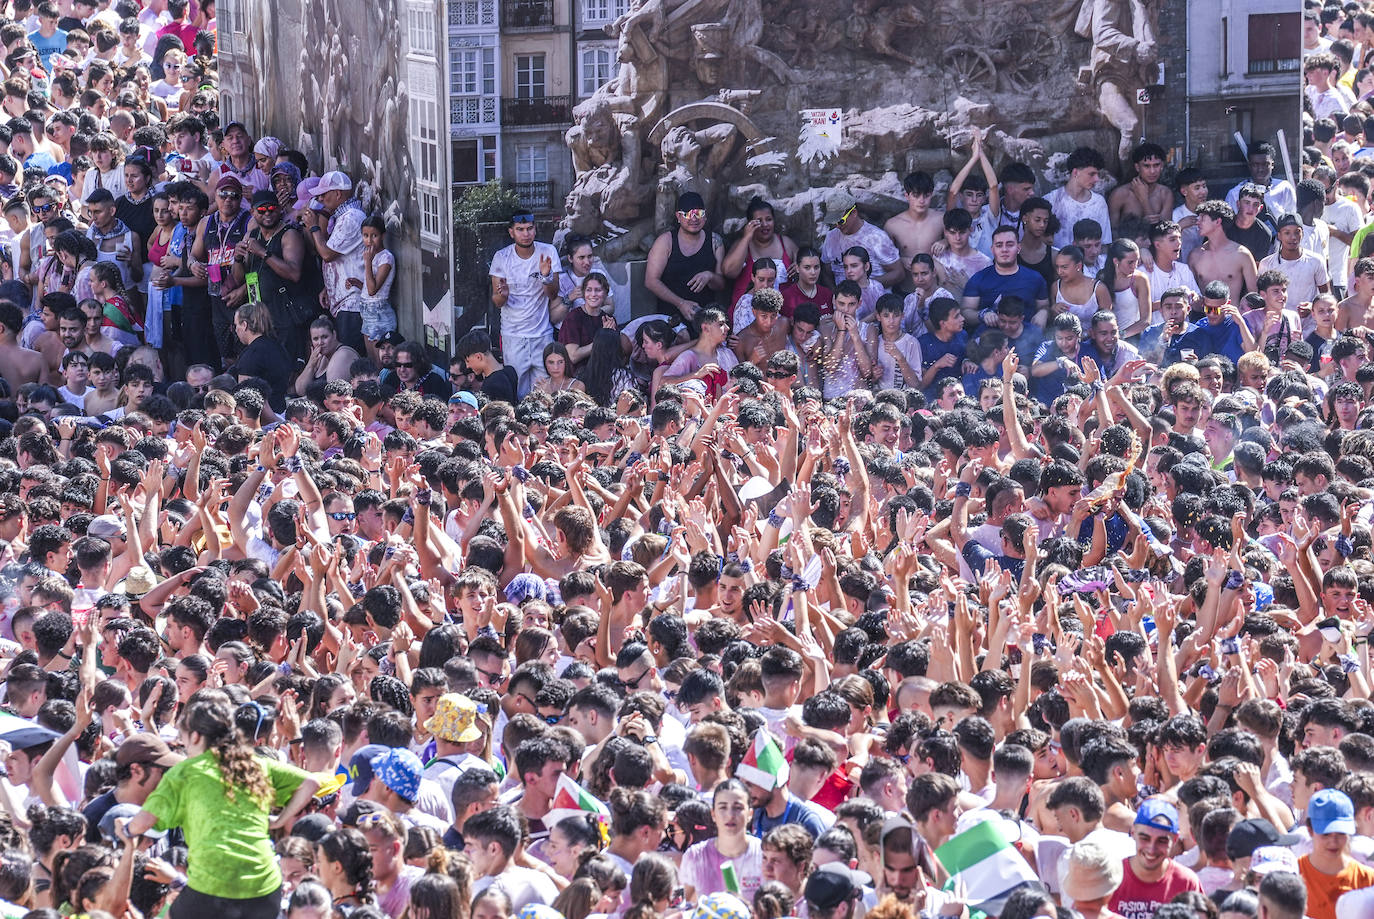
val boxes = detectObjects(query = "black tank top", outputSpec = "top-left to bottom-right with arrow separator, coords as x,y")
657,229 -> 718,324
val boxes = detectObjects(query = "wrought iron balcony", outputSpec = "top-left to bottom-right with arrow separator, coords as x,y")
502,0 -> 554,28
505,179 -> 557,211
500,94 -> 572,126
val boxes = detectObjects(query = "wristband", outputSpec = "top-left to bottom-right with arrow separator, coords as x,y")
780,564 -> 795,581
285,455 -> 303,473
416,488 -> 432,506
523,502 -> 536,520
511,465 -> 530,483
1222,569 -> 1244,591
401,507 -> 414,525
1336,534 -> 1355,557
953,481 -> 972,498
627,451 -> 643,467
737,558 -> 753,575
791,575 -> 810,593
767,511 -> 784,529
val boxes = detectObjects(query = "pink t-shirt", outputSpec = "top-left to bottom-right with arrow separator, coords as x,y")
1108,858 -> 1202,919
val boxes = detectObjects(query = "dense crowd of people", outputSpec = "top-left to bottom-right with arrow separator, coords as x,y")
0,4 -> 1370,919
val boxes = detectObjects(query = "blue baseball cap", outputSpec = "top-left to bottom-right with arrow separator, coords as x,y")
1135,798 -> 1180,834
371,747 -> 423,805
449,391 -> 478,409
348,743 -> 390,795
1309,788 -> 1358,835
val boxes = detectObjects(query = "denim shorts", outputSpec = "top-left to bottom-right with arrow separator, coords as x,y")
361,300 -> 397,339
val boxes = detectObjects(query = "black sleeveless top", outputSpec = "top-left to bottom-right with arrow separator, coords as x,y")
656,229 -> 718,324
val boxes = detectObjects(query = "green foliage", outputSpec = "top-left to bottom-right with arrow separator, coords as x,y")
453,181 -> 521,232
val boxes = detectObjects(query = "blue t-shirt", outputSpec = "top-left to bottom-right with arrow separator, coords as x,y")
1031,340 -> 1080,405
917,330 -> 968,397
28,28 -> 67,71
751,791 -> 828,839
24,151 -> 57,173
963,264 -> 1049,319
962,542 -> 1025,580
1176,316 -> 1245,363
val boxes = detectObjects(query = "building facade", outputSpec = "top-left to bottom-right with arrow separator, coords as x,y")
1184,0 -> 1301,169
448,0 -> 578,218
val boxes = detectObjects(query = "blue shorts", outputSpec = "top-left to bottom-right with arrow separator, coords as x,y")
361,300 -> 397,340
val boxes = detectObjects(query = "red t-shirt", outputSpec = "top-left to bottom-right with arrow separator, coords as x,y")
1108,858 -> 1202,919
780,281 -> 833,319
809,767 -> 854,811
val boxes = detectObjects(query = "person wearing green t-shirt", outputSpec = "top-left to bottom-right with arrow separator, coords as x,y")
119,695 -> 320,919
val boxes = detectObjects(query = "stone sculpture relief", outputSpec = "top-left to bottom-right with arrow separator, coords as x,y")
561,0 -> 1160,252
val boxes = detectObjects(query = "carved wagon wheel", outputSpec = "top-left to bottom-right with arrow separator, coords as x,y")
995,23 -> 1058,94
942,45 -> 996,89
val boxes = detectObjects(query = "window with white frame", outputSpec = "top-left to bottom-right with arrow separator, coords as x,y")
581,0 -> 627,24
515,144 -> 548,184
516,55 -> 546,99
410,95 -> 443,242
451,46 -> 497,95
579,45 -> 614,96
453,137 -> 499,184
408,5 -> 436,56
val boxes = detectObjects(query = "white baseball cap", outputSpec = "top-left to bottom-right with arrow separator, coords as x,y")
311,170 -> 352,196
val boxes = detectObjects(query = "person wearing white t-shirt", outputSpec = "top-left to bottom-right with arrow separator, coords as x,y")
1259,214 -> 1331,311
1225,144 -> 1297,218
490,212 -> 559,398
820,195 -> 903,288
467,805 -> 560,910
1045,148 -> 1113,249
1322,187 -> 1362,296
1147,222 -> 1200,310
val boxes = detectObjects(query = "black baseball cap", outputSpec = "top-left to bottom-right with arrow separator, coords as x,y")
803,864 -> 871,910
1226,817 -> 1301,860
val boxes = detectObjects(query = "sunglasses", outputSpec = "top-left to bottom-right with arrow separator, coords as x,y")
328,512 -> 356,521
540,714 -> 561,725
395,361 -> 415,368
835,205 -> 857,225
32,203 -> 54,213
254,205 -> 279,214
218,191 -> 242,199
766,370 -> 791,379
677,209 -> 705,220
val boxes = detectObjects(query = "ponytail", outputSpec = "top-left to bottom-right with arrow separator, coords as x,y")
182,697 -> 270,806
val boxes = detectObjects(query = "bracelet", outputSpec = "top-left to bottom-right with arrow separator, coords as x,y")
510,465 -> 530,483
767,511 -> 784,529
953,481 -> 972,498
791,575 -> 810,592
285,455 -> 303,473
780,563 -> 795,581
1222,569 -> 1244,591
401,508 -> 414,525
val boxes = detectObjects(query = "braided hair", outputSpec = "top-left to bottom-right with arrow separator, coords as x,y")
317,828 -> 376,904
182,697 -> 271,806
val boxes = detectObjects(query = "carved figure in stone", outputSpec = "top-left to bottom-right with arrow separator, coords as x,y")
564,101 -> 653,237
655,122 -> 741,233
851,0 -> 924,66
1075,0 -> 1158,162
604,0 -> 669,129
